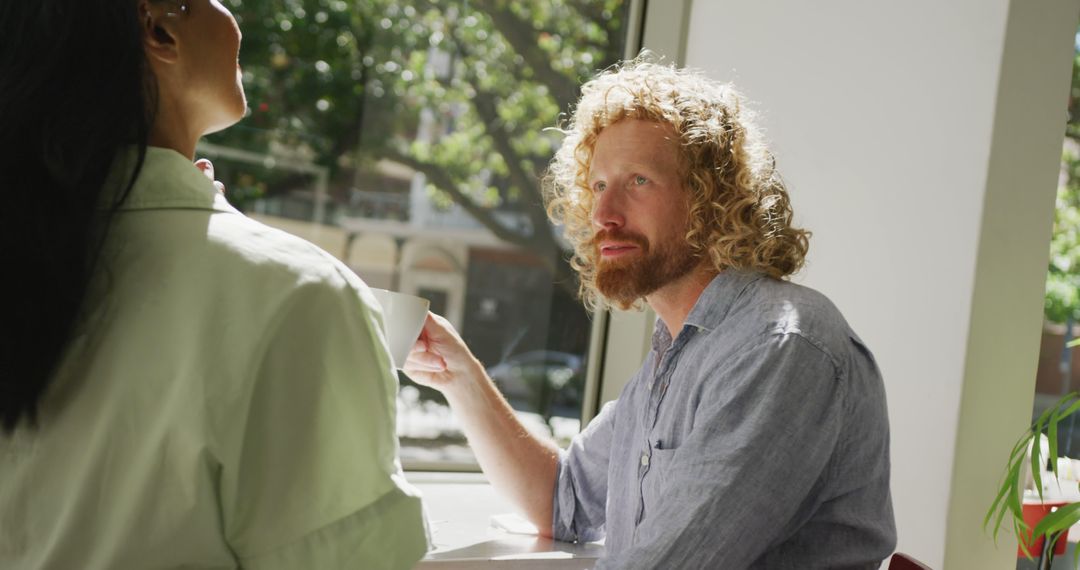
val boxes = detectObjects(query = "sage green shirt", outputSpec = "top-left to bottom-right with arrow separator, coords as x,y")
0,147 -> 428,569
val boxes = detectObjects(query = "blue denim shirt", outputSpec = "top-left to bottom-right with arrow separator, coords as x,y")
553,271 -> 896,569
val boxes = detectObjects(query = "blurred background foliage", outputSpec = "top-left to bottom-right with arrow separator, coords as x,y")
208,0 -> 626,275
1046,44 -> 1080,324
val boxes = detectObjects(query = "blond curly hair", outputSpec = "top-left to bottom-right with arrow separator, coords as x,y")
545,57 -> 810,311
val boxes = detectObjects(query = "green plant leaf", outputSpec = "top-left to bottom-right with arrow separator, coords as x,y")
1031,502 -> 1080,548
990,465 -> 1019,543
986,392 -> 1080,557
1057,396 -> 1080,426
1008,459 -> 1028,541
988,446 -> 1027,529
1050,406 -> 1062,479
986,470 -> 1012,531
1017,517 -> 1036,559
1010,434 -> 1032,463
1032,431 -> 1045,501
1030,396 -> 1073,501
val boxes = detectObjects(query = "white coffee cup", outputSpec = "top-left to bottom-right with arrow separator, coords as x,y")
369,288 -> 430,369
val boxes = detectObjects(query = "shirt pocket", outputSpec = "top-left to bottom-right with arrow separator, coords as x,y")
639,445 -> 679,524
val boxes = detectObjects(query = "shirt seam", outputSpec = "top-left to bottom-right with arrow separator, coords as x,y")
203,278 -> 303,465
235,486 -> 418,562
762,331 -> 852,487
763,327 -> 844,380
323,258 -> 398,443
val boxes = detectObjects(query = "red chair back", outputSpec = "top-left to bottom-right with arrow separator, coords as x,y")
889,552 -> 933,570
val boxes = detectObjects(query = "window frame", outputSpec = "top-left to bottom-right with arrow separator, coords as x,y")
399,0 -> 697,468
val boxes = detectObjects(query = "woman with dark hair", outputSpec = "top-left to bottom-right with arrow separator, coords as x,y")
0,1 -> 428,568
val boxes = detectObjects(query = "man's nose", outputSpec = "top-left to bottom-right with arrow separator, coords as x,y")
591,189 -> 625,230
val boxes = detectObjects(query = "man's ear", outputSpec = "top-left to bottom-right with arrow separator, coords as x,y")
139,0 -> 181,65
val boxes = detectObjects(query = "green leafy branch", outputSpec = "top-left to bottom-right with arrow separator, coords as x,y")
986,392 -> 1080,564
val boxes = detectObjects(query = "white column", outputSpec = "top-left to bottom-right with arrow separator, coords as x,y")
683,1 -> 1077,567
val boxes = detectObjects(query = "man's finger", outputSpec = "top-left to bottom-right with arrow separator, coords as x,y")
405,350 -> 446,371
194,158 -> 215,181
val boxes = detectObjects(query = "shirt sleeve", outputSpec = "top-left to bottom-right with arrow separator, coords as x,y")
213,275 -> 428,569
596,332 -> 847,569
552,399 -> 618,542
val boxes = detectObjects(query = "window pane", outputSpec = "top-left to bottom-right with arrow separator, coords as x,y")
1032,24 -> 1080,459
202,0 -> 631,469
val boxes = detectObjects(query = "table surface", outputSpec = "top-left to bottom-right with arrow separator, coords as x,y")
411,472 -> 604,569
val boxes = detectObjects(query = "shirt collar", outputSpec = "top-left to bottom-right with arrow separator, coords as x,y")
112,146 -> 238,214
651,270 -> 767,347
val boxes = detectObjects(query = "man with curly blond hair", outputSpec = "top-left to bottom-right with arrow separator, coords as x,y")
405,58 -> 895,569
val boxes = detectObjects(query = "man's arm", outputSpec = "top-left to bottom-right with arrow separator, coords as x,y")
403,313 -> 561,536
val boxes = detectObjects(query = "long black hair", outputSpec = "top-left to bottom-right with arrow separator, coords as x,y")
0,0 -> 156,432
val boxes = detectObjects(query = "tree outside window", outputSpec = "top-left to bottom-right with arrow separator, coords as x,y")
200,0 -> 631,468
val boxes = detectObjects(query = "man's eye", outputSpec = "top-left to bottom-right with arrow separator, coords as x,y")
634,175 -> 648,185
594,182 -> 607,192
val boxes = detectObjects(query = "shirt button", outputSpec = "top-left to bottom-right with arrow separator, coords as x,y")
641,454 -> 650,466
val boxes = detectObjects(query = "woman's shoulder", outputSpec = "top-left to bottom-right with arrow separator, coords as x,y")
206,212 -> 364,294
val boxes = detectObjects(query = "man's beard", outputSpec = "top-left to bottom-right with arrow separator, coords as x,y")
593,229 -> 700,309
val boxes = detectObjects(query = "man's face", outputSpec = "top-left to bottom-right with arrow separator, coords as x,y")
586,119 -> 700,308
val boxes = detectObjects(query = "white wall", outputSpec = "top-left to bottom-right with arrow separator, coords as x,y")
683,1 -> 1077,567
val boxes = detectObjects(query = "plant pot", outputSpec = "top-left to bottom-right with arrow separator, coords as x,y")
1019,501 -> 1071,557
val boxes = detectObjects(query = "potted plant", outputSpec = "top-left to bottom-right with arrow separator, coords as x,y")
986,391 -> 1080,568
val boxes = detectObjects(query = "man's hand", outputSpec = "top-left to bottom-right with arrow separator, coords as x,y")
195,158 -> 226,194
403,313 -> 486,396
401,312 -> 559,535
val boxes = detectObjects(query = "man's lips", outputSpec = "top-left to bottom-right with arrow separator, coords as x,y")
599,242 -> 640,258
